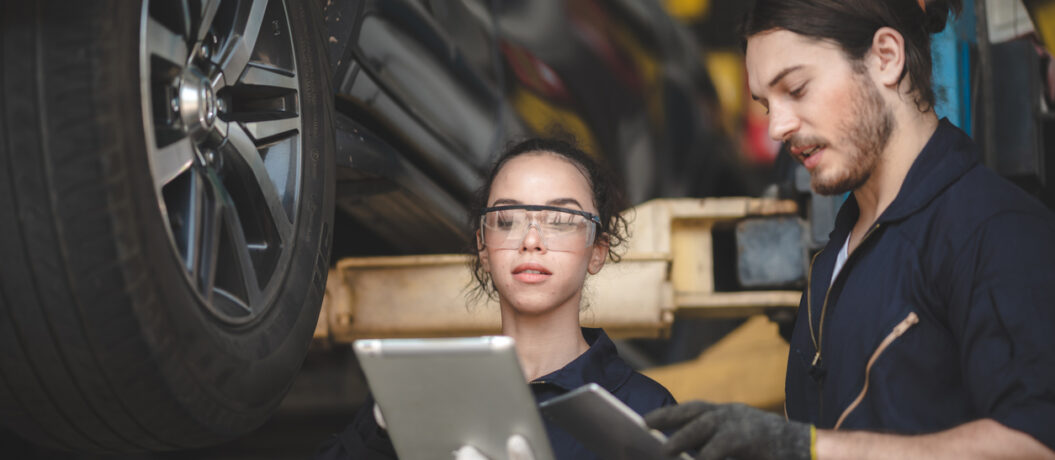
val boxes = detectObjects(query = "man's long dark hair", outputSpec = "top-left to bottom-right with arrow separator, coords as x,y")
742,0 -> 963,111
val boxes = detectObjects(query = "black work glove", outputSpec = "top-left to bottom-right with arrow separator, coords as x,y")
645,401 -> 814,460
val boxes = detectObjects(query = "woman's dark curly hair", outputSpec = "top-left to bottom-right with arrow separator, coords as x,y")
467,138 -> 630,302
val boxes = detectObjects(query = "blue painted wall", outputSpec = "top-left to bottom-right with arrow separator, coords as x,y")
932,2 -> 976,136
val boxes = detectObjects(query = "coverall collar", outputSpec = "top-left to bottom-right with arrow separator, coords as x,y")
531,327 -> 633,395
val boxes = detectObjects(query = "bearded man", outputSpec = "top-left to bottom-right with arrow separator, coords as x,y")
645,0 -> 1055,458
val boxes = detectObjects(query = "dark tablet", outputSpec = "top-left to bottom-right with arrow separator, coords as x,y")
539,383 -> 691,460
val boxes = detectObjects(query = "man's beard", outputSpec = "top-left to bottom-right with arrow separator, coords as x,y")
810,72 -> 894,196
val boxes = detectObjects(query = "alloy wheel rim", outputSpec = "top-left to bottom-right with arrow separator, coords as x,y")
139,0 -> 303,325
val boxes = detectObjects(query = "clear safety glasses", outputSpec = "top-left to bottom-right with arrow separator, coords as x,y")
480,205 -> 601,252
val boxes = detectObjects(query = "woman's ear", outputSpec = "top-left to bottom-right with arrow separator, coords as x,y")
477,230 -> 491,272
587,235 -> 609,275
868,26 -> 906,89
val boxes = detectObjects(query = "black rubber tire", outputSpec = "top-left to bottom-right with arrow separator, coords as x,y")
0,0 -> 334,453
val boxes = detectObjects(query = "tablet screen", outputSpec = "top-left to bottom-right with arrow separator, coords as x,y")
355,336 -> 555,460
540,383 -> 690,460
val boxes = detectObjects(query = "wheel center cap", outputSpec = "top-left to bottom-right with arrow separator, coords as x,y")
202,85 -> 216,129
178,67 -> 217,134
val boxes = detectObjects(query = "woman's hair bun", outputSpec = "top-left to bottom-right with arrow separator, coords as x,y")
922,0 -> 964,34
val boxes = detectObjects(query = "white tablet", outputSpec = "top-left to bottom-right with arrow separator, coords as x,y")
353,336 -> 555,460
539,383 -> 692,460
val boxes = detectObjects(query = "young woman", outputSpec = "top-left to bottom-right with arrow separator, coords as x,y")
315,138 -> 675,459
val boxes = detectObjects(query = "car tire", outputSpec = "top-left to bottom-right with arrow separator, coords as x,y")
0,0 -> 334,453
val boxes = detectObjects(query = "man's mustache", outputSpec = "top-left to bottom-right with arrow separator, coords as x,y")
786,134 -> 829,151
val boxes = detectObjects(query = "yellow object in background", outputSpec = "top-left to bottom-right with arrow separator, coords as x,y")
664,0 -> 711,23
643,315 -> 789,411
1025,0 -> 1055,55
704,51 -> 746,135
511,87 -> 601,158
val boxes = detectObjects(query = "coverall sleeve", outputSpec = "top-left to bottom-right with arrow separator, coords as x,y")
946,211 -> 1055,451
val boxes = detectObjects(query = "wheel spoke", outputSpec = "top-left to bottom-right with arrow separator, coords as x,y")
225,123 -> 294,242
217,0 -> 269,81
241,63 -> 298,90
194,0 -> 222,43
151,137 -> 196,189
193,169 -> 224,302
218,192 -> 262,312
145,17 -> 188,67
210,65 -> 228,93
178,0 -> 193,37
261,137 -> 299,217
242,118 -> 299,143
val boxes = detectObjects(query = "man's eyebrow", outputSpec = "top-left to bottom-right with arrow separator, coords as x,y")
751,65 -> 805,101
490,198 -> 521,206
768,65 -> 803,89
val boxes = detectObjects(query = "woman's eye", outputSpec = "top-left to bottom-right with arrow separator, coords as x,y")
494,214 -> 516,229
548,216 -> 582,232
547,214 -> 573,225
789,84 -> 806,98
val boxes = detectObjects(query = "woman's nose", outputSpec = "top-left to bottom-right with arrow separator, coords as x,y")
519,223 -> 546,251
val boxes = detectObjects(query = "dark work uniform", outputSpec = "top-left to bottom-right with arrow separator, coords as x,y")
314,327 -> 675,459
785,119 -> 1055,450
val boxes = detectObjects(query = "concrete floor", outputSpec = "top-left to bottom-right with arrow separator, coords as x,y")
5,345 -> 370,460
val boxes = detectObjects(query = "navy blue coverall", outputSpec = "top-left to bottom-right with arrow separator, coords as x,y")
314,327 -> 675,459
785,119 -> 1055,450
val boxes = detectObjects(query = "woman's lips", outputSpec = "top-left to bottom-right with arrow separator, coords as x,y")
513,263 -> 551,283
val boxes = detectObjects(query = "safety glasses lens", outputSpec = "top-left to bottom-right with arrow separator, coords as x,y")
481,209 -> 596,251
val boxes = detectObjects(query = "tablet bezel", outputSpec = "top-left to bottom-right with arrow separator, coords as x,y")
539,383 -> 691,460
354,336 -> 555,460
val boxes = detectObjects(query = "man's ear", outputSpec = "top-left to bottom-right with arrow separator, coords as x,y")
477,230 -> 491,273
868,26 -> 906,89
587,235 -> 609,275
